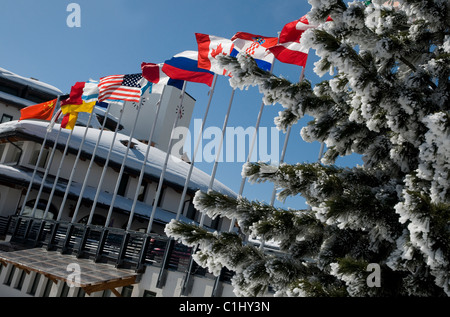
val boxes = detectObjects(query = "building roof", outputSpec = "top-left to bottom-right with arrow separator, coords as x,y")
0,67 -> 62,96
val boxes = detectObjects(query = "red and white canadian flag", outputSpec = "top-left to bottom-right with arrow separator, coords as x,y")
196,33 -> 234,76
269,15 -> 332,67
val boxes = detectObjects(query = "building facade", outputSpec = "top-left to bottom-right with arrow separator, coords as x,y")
0,67 -> 239,297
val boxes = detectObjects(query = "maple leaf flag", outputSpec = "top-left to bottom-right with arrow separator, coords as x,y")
196,33 -> 234,75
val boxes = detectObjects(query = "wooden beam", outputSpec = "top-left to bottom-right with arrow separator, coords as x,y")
82,275 -> 136,295
111,288 -> 121,297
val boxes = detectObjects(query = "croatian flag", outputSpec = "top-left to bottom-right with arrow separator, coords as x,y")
269,15 -> 333,67
162,51 -> 215,87
141,62 -> 184,91
196,33 -> 234,75
230,32 -> 278,72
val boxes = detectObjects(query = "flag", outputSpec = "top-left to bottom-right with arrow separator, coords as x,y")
82,80 -> 100,103
230,32 -> 278,72
268,15 -> 333,67
195,33 -> 234,75
60,113 -> 78,130
19,99 -> 57,121
60,82 -> 96,116
141,62 -> 184,90
162,51 -> 215,86
98,73 -> 146,103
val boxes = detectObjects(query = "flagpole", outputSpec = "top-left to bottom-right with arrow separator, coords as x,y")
174,75 -> 218,222
228,44 -> 279,232
57,110 -> 95,222
146,81 -> 187,234
198,87 -> 235,227
70,104 -> 112,224
126,84 -> 167,231
19,95 -> 61,216
105,97 -> 144,227
42,128 -> 74,220
91,103 -> 126,226
269,64 -> 307,206
30,124 -> 63,218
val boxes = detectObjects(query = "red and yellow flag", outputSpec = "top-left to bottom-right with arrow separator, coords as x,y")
19,99 -> 57,121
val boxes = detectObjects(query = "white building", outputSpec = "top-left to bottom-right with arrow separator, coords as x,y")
0,67 -> 238,297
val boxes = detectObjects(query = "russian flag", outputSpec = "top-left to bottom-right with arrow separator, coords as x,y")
141,62 -> 184,90
162,51 -> 215,87
230,32 -> 278,72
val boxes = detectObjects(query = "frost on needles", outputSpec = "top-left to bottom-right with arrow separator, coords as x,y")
165,0 -> 450,297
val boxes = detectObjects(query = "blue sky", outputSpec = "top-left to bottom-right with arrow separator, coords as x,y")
0,1 -> 362,211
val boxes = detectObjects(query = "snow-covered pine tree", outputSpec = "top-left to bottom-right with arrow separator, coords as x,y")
166,0 -> 450,296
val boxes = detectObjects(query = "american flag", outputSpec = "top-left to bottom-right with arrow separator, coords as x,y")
98,73 -> 145,103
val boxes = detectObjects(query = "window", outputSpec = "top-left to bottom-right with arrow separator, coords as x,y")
28,273 -> 41,296
42,278 -> 53,297
60,282 -> 70,297
138,181 -> 149,202
15,269 -> 26,290
143,290 -> 156,297
121,285 -> 134,297
0,84 -> 19,96
4,265 -> 16,286
117,174 -> 129,197
4,141 -> 23,164
1,114 -> 13,123
0,144 -> 4,162
29,144 -> 50,169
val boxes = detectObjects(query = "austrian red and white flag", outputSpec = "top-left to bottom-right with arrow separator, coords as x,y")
269,15 -> 332,67
196,33 -> 234,76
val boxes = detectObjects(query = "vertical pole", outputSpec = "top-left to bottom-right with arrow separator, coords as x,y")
19,95 -> 61,216
91,103 -> 125,226
200,88 -> 235,227
146,81 -> 187,234
57,110 -> 95,222
30,125 -> 63,218
174,75 -> 218,222
43,128 -> 74,220
126,85 -> 167,231
104,96 -> 144,227
70,105 -> 111,224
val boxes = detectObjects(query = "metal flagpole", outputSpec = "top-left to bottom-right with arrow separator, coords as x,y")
181,86 -> 236,295
30,124 -> 64,218
57,110 -> 95,222
19,95 -> 61,216
105,96 -> 144,227
42,128 -> 74,220
199,87 -> 235,227
91,104 -> 125,227
174,75 -> 218,222
269,64 -> 307,206
70,104 -> 112,224
146,81 -> 187,234
126,84 -> 168,231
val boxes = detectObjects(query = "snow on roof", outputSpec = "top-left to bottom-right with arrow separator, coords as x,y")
0,164 -> 190,223
0,120 -> 236,198
0,67 -> 63,96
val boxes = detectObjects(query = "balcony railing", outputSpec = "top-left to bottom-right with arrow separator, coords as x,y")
1,215 -> 232,294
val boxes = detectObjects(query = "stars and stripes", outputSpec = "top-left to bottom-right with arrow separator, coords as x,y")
98,73 -> 146,103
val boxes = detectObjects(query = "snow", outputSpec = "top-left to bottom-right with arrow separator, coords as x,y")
0,120 -> 236,198
0,67 -> 62,96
